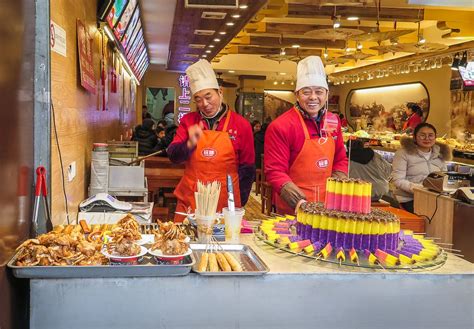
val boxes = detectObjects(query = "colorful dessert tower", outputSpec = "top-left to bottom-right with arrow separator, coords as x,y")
296,178 -> 400,253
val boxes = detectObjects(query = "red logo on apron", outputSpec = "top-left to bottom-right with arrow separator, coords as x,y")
201,148 -> 217,158
316,158 -> 329,168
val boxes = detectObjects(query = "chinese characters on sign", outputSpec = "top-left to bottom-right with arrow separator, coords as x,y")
177,74 -> 191,123
77,19 -> 96,93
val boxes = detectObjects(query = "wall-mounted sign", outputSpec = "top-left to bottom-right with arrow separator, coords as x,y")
177,74 -> 192,123
77,19 -> 96,93
50,20 -> 67,57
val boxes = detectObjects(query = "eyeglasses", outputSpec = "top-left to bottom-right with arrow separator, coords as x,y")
417,134 -> 436,140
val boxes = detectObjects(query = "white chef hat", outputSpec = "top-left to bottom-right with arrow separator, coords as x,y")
295,56 -> 328,92
185,59 -> 220,95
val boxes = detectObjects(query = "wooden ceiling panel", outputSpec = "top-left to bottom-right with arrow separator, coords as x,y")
167,0 -> 267,71
287,4 -> 424,22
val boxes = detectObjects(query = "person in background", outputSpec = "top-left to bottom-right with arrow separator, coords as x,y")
265,56 -> 348,215
251,120 -> 262,134
347,139 -> 394,203
339,113 -> 348,128
391,123 -> 451,213
132,118 -> 157,155
402,102 -> 423,133
162,100 -> 175,126
254,122 -> 267,170
157,120 -> 167,129
142,105 -> 151,120
168,59 -> 255,221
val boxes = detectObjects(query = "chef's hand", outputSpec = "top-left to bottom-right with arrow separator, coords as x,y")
331,171 -> 348,179
187,122 -> 204,149
280,182 -> 307,210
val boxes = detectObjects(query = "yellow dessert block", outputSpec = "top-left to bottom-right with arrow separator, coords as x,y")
326,178 -> 336,193
320,214 -> 328,230
354,182 -> 364,196
312,213 -> 321,229
355,219 -> 364,234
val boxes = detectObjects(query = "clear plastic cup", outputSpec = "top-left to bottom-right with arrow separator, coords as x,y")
195,213 -> 216,244
223,207 -> 245,243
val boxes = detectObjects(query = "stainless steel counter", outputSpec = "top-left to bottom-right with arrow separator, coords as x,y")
29,235 -> 474,329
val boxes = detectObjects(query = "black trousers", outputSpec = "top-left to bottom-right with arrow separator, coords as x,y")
400,200 -> 414,213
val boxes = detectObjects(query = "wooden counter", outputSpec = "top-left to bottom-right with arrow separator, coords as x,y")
414,187 -> 474,262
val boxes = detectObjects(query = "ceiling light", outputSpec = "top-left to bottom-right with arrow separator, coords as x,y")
292,44 -> 300,48
228,70 -> 235,73
390,38 -> 399,45
280,48 -> 286,55
202,54 -> 208,58
279,72 -> 286,75
347,16 -> 359,21
239,5 -> 248,9
333,18 -> 341,29
213,38 -> 221,42
273,81 -> 278,85
219,31 -> 227,35
418,35 -> 426,44
226,22 -> 235,26
281,81 -> 285,85
356,42 -> 363,50
323,48 -> 328,58
291,81 -> 294,85
209,45 -> 215,48
205,50 -> 211,53
232,14 -> 241,18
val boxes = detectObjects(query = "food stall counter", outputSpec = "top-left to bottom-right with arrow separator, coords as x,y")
28,235 -> 474,329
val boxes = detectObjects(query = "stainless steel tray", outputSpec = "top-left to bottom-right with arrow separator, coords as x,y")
190,243 -> 269,276
7,252 -> 195,278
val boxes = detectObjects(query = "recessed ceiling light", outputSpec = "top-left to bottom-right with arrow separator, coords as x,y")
232,14 -> 241,18
239,5 -> 248,9
214,38 -> 221,42
228,70 -> 235,73
226,22 -> 235,26
219,31 -> 227,35
205,50 -> 212,53
347,16 -> 359,21
292,44 -> 300,48
279,72 -> 287,75
209,45 -> 215,48
202,54 -> 208,58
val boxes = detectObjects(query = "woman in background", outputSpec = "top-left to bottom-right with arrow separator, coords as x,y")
402,102 -> 423,133
391,123 -> 451,213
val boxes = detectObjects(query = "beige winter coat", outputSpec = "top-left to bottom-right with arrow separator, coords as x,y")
391,137 -> 452,202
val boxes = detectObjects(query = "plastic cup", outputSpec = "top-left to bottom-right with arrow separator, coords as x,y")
223,207 -> 245,243
195,212 -> 216,244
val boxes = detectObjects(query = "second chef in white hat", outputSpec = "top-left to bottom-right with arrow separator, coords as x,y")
263,56 -> 348,215
167,59 -> 255,221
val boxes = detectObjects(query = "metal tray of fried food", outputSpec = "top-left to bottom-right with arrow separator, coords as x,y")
190,243 -> 269,276
7,251 -> 195,278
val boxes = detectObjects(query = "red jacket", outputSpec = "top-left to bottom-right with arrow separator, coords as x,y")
403,113 -> 422,132
264,107 -> 348,194
168,109 -> 254,166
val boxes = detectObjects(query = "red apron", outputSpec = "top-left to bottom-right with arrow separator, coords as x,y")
275,108 -> 336,215
174,111 -> 241,222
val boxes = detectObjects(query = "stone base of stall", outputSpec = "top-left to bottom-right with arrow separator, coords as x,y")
30,237 -> 474,329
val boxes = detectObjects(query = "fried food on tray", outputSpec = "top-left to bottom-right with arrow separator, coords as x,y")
104,214 -> 142,257
151,221 -> 189,255
15,231 -> 106,266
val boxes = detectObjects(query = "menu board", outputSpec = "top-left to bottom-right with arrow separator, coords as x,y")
121,6 -> 140,46
124,20 -> 141,51
106,0 -> 127,29
101,0 -> 149,81
126,29 -> 143,56
114,0 -> 137,40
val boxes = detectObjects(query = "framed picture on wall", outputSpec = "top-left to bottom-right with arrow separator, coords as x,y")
146,87 -> 175,124
345,82 -> 430,131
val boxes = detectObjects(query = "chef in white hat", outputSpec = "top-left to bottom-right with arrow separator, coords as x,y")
167,59 -> 255,221
264,56 -> 348,214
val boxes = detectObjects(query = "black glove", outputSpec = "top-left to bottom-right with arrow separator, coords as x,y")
280,182 -> 306,210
